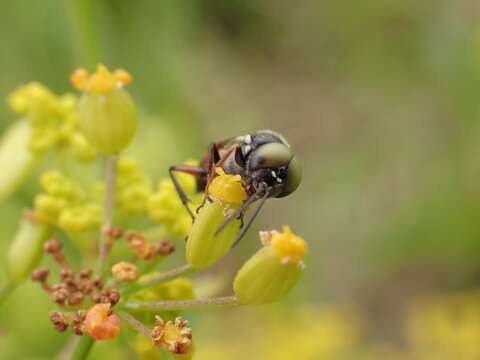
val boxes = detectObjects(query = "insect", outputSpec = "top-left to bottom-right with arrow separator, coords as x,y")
169,130 -> 302,246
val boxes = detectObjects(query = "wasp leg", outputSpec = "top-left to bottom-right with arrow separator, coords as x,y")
169,165 -> 207,221
230,189 -> 270,248
214,192 -> 259,236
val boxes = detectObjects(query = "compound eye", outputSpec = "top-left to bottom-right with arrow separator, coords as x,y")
249,143 -> 293,170
278,155 -> 302,197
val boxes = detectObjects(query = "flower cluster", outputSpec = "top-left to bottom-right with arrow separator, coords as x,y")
0,64 -> 307,359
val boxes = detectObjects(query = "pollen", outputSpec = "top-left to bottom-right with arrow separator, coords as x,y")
70,64 -> 133,94
208,167 -> 247,204
269,225 -> 307,265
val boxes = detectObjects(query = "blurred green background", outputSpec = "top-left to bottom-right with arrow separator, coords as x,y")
2,0 -> 480,359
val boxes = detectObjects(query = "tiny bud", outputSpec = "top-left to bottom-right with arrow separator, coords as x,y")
49,311 -> 69,332
84,303 -> 121,340
92,276 -> 103,289
233,226 -> 307,305
43,238 -> 62,253
52,287 -> 69,305
60,268 -> 74,282
152,316 -> 193,355
151,240 -> 176,256
31,267 -> 49,282
104,226 -> 123,239
111,261 -> 138,282
72,310 -> 86,335
68,291 -> 85,306
79,268 -> 93,279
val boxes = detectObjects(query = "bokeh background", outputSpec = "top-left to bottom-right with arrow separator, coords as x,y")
2,1 -> 480,359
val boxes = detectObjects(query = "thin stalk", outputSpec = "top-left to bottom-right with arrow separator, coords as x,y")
121,263 -> 193,296
97,155 -> 118,274
118,312 -> 151,339
71,336 -> 94,360
118,295 -> 241,312
65,0 -> 101,68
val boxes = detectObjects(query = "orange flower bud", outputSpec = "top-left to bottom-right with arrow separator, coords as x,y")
83,303 -> 121,340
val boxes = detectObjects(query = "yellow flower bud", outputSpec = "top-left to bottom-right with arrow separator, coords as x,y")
185,168 -> 247,269
233,226 -> 307,305
208,168 -> 247,204
6,216 -> 53,284
72,64 -> 137,154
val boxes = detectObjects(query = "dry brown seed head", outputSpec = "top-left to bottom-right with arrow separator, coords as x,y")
49,311 -> 69,332
72,310 -> 86,335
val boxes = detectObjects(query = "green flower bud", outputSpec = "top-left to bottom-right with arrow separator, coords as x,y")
6,216 -> 52,284
0,120 -> 37,200
233,226 -> 307,305
186,168 -> 246,269
71,64 -> 137,154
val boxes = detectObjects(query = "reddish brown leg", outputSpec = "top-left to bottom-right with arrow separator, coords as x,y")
169,165 -> 207,221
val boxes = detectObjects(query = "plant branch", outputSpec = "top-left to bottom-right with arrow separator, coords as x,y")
118,311 -> 152,339
118,295 -> 241,312
97,155 -> 118,274
71,336 -> 94,360
121,263 -> 193,296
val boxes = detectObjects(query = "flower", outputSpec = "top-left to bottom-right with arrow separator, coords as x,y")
152,316 -> 193,355
71,64 -> 137,154
233,226 -> 307,304
111,261 -> 138,282
208,167 -> 247,204
83,303 -> 121,340
185,167 -> 247,269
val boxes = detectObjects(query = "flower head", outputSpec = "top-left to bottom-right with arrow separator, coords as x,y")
70,64 -> 132,94
111,261 -> 138,282
152,316 -> 193,355
208,167 -> 247,204
233,226 -> 307,304
261,225 -> 307,268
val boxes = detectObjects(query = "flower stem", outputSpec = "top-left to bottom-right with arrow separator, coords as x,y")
121,263 -> 193,296
118,295 -> 241,312
97,155 -> 118,275
118,311 -> 151,338
71,336 -> 94,360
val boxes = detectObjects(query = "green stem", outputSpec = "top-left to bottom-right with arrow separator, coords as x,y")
0,283 -> 15,306
71,336 -> 94,360
97,155 -> 118,274
121,263 -> 193,296
66,0 -> 101,68
118,295 -> 241,312
118,311 -> 151,338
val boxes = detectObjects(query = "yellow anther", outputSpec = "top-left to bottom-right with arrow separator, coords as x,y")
270,225 -> 307,264
70,64 -> 133,94
208,167 -> 247,204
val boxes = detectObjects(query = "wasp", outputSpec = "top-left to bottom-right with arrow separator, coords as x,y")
169,130 -> 302,246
